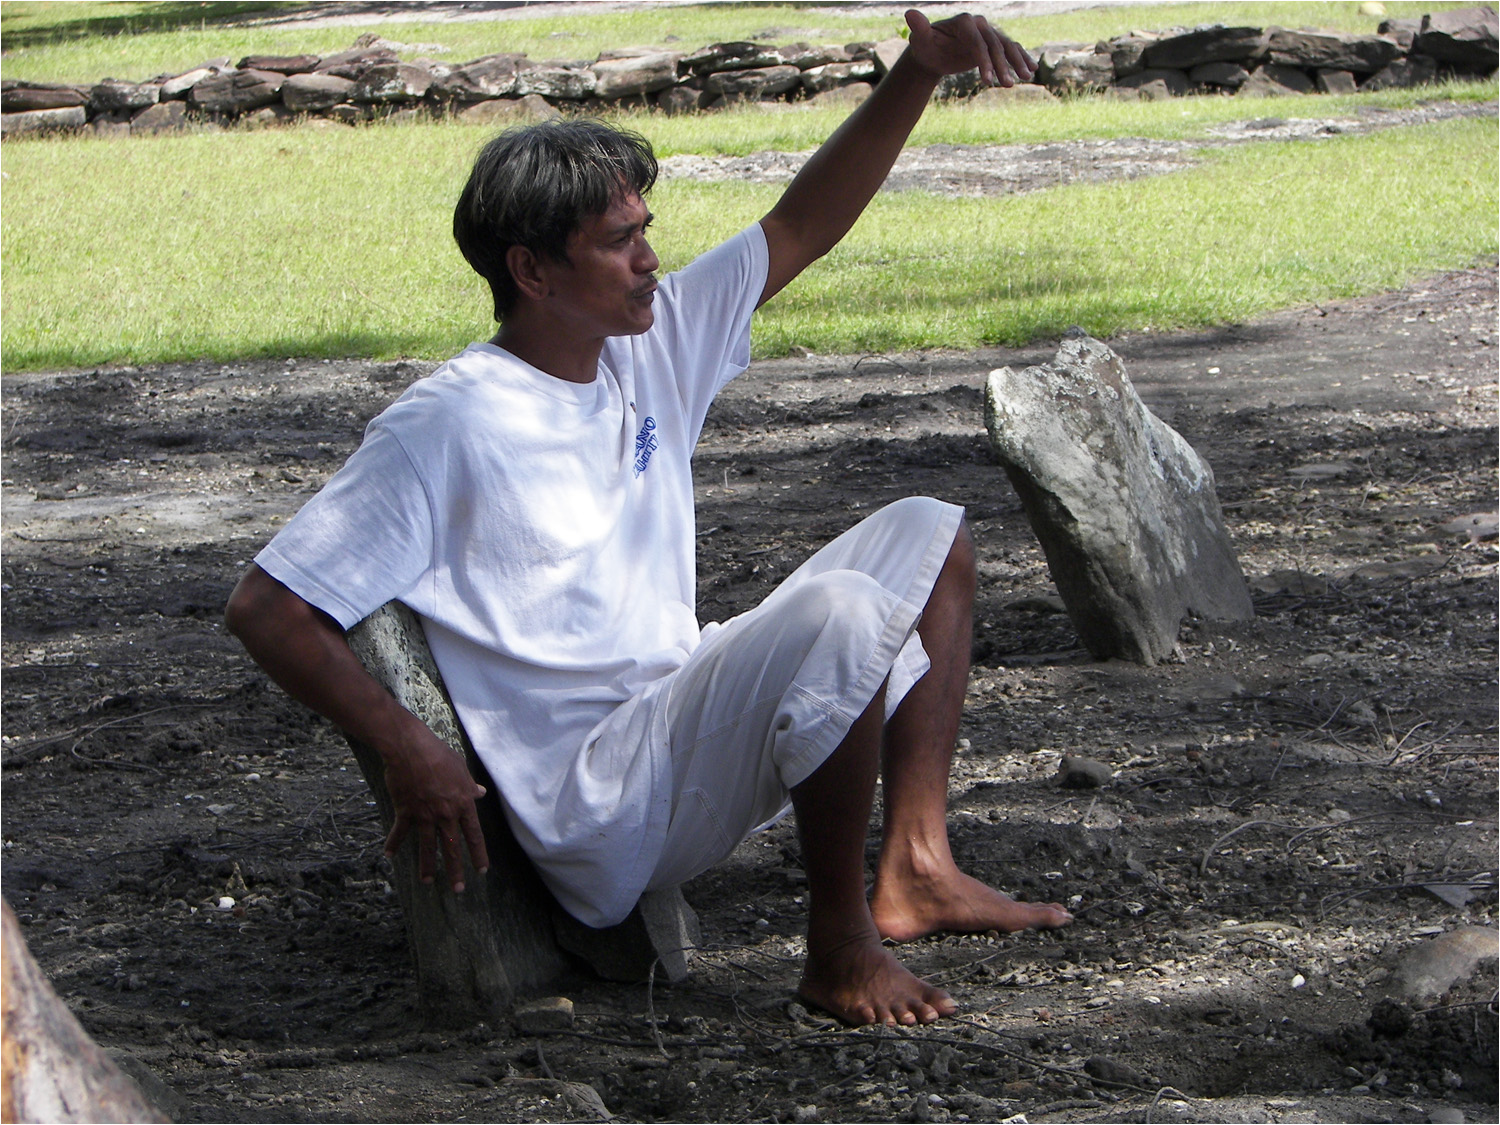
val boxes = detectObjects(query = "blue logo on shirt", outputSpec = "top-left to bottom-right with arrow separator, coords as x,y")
633,416 -> 658,477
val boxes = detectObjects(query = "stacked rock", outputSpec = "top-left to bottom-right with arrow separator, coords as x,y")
2,8 -> 1494,139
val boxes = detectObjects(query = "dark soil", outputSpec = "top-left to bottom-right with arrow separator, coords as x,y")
3,268 -> 1496,1121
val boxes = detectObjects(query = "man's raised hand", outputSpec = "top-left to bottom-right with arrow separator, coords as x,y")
380,725 -> 491,893
903,9 -> 1036,89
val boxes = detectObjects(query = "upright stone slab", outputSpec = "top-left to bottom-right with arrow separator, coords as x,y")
1414,7 -> 1499,70
344,601 -> 699,1025
984,332 -> 1253,665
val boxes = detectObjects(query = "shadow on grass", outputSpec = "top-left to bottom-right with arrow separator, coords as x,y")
3,329 -> 444,374
0,2 -> 310,48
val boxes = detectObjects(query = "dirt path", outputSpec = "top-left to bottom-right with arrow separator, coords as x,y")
3,258 -> 1495,1122
661,101 -> 1496,197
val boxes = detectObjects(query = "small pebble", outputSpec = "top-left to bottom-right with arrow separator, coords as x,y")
1291,973 -> 1307,988
216,896 -> 235,911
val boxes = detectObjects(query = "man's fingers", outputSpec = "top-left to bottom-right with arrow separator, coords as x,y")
1003,32 -> 1036,81
461,809 -> 491,877
384,813 -> 410,859
416,823 -> 438,885
904,8 -> 931,40
439,825 -> 467,893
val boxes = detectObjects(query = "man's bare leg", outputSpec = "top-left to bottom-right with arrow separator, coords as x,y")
871,521 -> 1074,943
791,683 -> 956,1026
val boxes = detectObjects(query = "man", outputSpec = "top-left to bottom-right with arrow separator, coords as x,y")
226,10 -> 1069,1028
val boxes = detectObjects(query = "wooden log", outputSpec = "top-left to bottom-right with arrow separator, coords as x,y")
343,602 -> 699,1026
343,603 -> 566,1025
1,901 -> 166,1124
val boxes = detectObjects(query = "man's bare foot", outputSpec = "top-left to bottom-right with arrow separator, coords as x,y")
798,933 -> 958,1026
871,865 -> 1073,943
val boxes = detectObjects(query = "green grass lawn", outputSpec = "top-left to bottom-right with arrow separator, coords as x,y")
3,100 -> 1493,371
0,1 -> 1479,84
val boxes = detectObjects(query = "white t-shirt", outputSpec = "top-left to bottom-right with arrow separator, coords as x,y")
256,224 -> 769,925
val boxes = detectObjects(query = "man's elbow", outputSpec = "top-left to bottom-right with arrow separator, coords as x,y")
225,564 -> 280,644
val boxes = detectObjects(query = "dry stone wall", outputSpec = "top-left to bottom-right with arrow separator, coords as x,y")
2,7 -> 1494,139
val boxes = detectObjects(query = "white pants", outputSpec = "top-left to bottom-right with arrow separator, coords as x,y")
644,496 -> 964,890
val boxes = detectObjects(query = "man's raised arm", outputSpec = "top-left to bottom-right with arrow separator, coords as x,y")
758,9 -> 1034,307
225,565 -> 489,891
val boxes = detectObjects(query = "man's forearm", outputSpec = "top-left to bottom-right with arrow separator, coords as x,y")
762,52 -> 941,279
225,565 -> 423,762
758,11 -> 1034,305
225,565 -> 491,888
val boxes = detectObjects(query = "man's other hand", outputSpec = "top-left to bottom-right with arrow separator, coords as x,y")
381,727 -> 491,893
904,9 -> 1036,88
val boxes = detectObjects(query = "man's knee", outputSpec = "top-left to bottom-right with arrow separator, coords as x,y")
946,518 -> 976,593
778,570 -> 894,642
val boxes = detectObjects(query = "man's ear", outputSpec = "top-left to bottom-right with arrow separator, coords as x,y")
505,245 -> 550,302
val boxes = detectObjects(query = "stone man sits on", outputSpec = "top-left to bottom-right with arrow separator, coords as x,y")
226,9 -> 1069,1027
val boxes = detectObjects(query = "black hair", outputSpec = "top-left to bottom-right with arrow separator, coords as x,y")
453,119 -> 659,321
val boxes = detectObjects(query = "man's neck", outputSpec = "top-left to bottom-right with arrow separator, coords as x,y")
493,319 -> 605,385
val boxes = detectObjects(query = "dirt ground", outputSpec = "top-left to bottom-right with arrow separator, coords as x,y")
3,106 -> 1498,1121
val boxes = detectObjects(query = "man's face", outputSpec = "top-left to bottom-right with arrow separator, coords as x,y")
540,191 -> 660,340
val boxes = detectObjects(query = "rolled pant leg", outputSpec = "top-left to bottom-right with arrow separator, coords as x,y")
645,497 -> 963,890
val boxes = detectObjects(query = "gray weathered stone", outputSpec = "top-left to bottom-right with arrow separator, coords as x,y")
90,79 -> 160,113
1238,63 -> 1316,96
656,84 -> 709,115
779,43 -> 851,70
1315,68 -> 1359,95
680,41 -> 761,73
2,82 -> 89,113
1116,67 -> 1190,96
971,83 -> 1058,105
458,94 -> 561,124
1361,55 -> 1439,90
513,65 -> 595,100
936,69 -> 984,99
1378,17 -> 1423,53
682,41 -> 811,73
1261,28 -> 1401,73
158,66 -> 223,99
0,105 -> 87,136
324,102 -> 372,125
430,53 -> 524,102
313,47 -> 398,80
1189,61 -> 1251,88
799,60 -> 877,93
129,101 -> 191,134
1106,34 -> 1160,78
806,81 -> 874,107
553,886 -> 701,983
350,62 -> 433,103
282,72 -> 357,112
1044,50 -> 1115,93
1414,6 -> 1499,69
592,52 -> 680,98
238,53 -> 320,74
240,103 -> 299,129
1058,755 -> 1115,788
704,64 -> 801,100
90,114 -> 132,138
1032,41 -> 1090,85
873,36 -> 907,77
1388,925 -> 1498,1004
984,333 -> 1253,665
1142,25 -> 1264,69
189,69 -> 284,114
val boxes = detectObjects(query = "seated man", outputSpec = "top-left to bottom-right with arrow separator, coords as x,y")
226,10 -> 1069,1027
